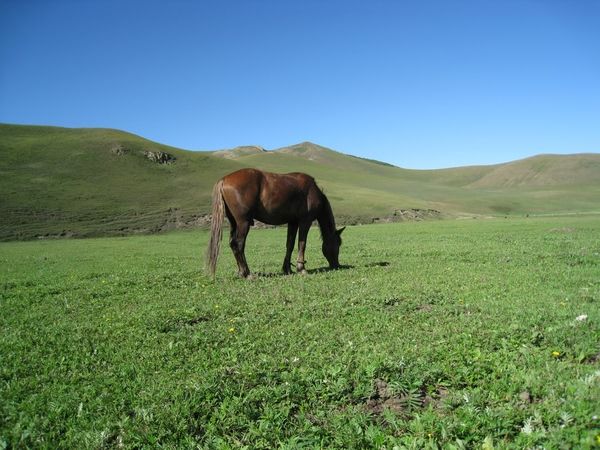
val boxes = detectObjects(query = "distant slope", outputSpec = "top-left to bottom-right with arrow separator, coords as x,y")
1,123 -> 599,240
211,145 -> 267,159
467,154 -> 600,188
209,140 -> 600,220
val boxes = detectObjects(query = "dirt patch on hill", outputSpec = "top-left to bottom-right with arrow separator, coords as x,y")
152,209 -> 211,232
372,209 -> 442,223
2,206 -> 444,241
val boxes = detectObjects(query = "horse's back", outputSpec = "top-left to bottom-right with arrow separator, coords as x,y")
219,169 -> 261,217
221,168 -> 263,187
219,169 -> 322,224
222,168 -> 316,192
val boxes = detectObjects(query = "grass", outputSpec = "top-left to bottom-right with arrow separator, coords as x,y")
1,216 -> 599,448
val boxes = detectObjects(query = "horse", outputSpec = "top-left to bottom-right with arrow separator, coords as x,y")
206,168 -> 345,278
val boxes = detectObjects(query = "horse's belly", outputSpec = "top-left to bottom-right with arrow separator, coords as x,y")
254,203 -> 311,225
254,211 -> 298,225
255,186 -> 316,225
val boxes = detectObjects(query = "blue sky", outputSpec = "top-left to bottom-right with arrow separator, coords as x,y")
1,0 -> 599,169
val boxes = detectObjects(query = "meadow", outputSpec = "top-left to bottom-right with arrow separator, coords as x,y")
1,217 -> 599,448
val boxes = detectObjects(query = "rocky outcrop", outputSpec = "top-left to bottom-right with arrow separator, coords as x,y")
110,144 -> 128,156
144,150 -> 176,164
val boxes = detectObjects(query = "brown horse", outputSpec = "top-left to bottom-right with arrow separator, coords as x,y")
206,168 -> 344,278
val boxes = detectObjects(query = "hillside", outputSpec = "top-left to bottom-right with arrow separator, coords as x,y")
210,141 -> 600,219
1,124 -> 599,240
0,124 -> 243,239
211,145 -> 267,159
467,153 -> 600,188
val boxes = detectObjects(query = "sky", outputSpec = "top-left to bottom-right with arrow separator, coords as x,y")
1,0 -> 599,169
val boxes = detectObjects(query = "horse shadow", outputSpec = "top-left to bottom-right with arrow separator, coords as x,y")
253,265 -> 354,278
365,261 -> 390,267
307,264 -> 354,274
253,261 -> 390,278
253,262 -> 391,278
305,261 -> 389,273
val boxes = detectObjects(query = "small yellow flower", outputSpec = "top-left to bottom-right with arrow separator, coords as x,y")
596,433 -> 600,445
228,327 -> 235,333
552,351 -> 561,358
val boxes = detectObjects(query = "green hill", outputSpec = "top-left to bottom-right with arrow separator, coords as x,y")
211,141 -> 600,220
0,124 -> 243,239
467,153 -> 600,188
1,124 -> 599,240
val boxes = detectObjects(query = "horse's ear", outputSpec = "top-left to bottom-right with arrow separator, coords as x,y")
337,227 -> 346,235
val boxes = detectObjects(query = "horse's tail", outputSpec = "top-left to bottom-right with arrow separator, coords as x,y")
206,179 -> 224,277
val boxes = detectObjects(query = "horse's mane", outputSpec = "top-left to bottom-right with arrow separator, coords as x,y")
316,187 -> 337,240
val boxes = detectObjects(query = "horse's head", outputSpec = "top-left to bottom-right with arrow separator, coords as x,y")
322,227 -> 345,269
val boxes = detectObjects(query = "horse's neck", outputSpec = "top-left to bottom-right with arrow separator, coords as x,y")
317,197 -> 336,238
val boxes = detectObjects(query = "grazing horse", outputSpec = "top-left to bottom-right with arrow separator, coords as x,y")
206,168 -> 345,278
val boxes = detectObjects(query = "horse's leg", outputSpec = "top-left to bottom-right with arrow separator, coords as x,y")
230,219 -> 251,278
282,222 -> 298,274
237,220 -> 252,278
226,213 -> 241,274
296,221 -> 312,274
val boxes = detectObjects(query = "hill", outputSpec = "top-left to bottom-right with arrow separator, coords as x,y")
211,145 -> 267,159
1,124 -> 599,240
0,124 -> 243,239
467,153 -> 600,188
207,140 -> 600,219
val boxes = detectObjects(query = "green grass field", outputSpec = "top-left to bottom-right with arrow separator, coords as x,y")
1,217 -> 599,448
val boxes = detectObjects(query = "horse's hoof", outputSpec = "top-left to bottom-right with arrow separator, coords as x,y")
245,273 -> 257,280
299,269 -> 308,275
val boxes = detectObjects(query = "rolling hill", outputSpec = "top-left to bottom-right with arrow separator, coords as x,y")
1,123 -> 599,240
